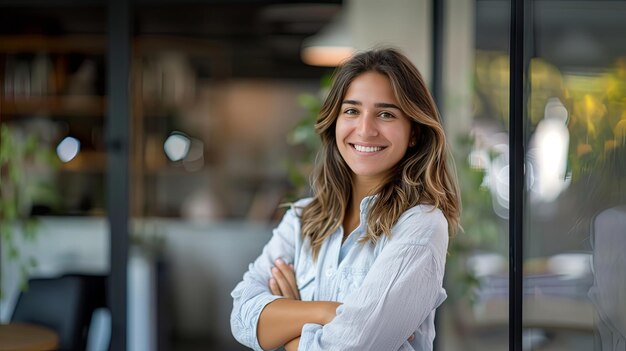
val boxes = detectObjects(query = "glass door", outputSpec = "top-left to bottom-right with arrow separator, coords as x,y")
523,1 -> 626,350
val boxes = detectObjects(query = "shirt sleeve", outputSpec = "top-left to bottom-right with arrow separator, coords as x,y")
230,205 -> 300,351
298,210 -> 449,351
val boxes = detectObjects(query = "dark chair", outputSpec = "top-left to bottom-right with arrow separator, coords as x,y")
11,274 -> 108,351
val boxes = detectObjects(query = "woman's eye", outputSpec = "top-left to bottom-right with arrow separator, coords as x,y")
379,112 -> 395,119
344,108 -> 358,115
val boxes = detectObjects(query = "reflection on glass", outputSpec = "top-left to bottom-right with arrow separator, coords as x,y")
590,207 -> 626,350
524,1 -> 626,350
528,98 -> 570,203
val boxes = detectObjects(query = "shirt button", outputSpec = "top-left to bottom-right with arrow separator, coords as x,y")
325,268 -> 334,277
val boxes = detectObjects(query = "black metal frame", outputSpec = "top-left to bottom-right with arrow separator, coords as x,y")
509,0 -> 529,350
431,1 -> 444,350
106,0 -> 132,350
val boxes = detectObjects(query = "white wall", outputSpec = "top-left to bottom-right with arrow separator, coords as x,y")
348,0 -> 432,84
443,0 -> 475,148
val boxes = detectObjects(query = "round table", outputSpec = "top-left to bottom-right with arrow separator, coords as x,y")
0,323 -> 59,351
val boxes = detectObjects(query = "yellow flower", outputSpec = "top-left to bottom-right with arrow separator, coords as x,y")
615,119 -> 626,140
577,143 -> 593,156
605,140 -> 617,153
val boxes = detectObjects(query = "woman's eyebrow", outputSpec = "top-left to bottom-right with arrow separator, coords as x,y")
342,99 -> 361,105
342,100 -> 401,110
375,102 -> 401,110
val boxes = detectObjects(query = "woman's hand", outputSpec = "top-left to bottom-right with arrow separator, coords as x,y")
284,337 -> 300,351
269,258 -> 300,300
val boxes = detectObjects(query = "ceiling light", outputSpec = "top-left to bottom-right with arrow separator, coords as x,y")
164,132 -> 191,162
301,14 -> 354,67
56,136 -> 80,163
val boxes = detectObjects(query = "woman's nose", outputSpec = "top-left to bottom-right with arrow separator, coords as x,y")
357,114 -> 379,137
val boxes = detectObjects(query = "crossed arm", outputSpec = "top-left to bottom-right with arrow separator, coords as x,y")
231,205 -> 445,351
257,258 -> 341,351
259,259 -> 417,350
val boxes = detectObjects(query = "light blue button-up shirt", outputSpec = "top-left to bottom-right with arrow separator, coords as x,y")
231,196 -> 449,351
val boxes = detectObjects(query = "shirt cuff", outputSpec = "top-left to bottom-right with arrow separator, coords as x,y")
298,323 -> 323,350
249,294 -> 285,351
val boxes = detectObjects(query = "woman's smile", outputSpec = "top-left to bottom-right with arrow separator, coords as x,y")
350,143 -> 387,154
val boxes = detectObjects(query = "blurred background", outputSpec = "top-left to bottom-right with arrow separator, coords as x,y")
0,0 -> 624,350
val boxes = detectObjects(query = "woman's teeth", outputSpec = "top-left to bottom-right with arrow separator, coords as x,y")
353,144 -> 383,153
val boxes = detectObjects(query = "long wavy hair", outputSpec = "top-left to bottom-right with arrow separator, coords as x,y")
300,48 -> 461,259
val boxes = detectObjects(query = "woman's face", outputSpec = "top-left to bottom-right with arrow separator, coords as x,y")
335,71 -> 413,187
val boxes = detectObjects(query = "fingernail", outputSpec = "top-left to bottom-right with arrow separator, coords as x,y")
275,258 -> 284,265
272,267 -> 278,273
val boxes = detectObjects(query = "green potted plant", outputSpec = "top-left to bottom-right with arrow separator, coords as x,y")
0,122 -> 59,296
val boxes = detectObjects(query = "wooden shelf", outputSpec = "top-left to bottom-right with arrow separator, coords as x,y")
0,35 -> 106,54
0,96 -> 106,117
60,150 -> 106,173
134,35 -> 226,57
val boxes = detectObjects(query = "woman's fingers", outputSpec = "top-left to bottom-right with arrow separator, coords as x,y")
274,259 -> 300,299
272,266 -> 297,299
267,258 -> 301,300
269,278 -> 281,295
269,259 -> 301,300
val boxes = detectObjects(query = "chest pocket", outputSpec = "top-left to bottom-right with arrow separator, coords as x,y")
337,267 -> 368,301
297,269 -> 316,301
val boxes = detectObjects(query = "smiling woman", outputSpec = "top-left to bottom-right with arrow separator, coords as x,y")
230,48 -> 460,351
337,72 -> 412,179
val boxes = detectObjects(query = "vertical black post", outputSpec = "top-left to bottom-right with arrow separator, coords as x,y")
431,0 -> 444,350
509,0 -> 526,350
107,0 -> 131,350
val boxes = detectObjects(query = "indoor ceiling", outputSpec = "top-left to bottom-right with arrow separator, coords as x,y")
0,1 -> 343,79
135,2 -> 342,78
3,0 -> 623,77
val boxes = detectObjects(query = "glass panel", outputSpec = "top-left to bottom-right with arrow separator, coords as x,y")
0,5 -> 110,351
524,1 -> 626,350
439,0 -> 511,349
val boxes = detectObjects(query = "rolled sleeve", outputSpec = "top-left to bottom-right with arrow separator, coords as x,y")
299,323 -> 322,349
231,293 -> 284,350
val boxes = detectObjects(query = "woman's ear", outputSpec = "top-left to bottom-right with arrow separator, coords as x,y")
409,125 -> 420,147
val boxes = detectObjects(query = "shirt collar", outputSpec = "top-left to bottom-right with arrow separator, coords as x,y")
359,194 -> 378,215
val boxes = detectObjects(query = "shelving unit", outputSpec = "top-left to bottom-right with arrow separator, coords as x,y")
0,32 -> 108,215
0,35 -> 106,54
0,96 -> 105,116
59,150 -> 107,172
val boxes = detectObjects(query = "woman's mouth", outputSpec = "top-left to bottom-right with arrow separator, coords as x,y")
351,143 -> 386,153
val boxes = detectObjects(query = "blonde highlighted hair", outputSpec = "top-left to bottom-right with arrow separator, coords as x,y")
301,48 -> 460,259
